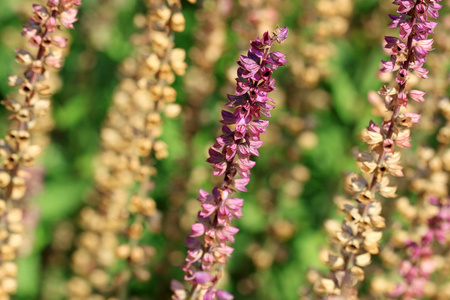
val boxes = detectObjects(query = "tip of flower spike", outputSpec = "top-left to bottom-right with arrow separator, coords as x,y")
274,26 -> 288,43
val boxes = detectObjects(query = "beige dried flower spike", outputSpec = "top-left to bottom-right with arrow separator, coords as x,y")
67,0 -> 189,298
0,1 -> 81,298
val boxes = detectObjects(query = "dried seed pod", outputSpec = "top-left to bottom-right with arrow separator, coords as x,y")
68,1 -> 186,297
116,244 -> 131,259
0,172 -> 11,188
170,12 -> 185,32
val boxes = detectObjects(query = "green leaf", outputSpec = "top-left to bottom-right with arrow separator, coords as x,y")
17,254 -> 40,298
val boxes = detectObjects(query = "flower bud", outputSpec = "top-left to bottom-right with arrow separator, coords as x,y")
0,172 -> 11,188
170,12 -> 185,32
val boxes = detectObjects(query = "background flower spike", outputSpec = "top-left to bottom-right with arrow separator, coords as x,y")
314,0 -> 443,298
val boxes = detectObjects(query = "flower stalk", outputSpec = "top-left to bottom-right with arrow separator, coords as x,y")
0,0 -> 81,297
171,27 -> 288,300
67,0 -> 188,298
315,0 -> 443,298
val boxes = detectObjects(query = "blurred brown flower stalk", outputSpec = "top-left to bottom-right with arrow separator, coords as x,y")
81,0 -> 129,52
0,1 -> 81,298
291,0 -> 353,89
67,0 -> 191,299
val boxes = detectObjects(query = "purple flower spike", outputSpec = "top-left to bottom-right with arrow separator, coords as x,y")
391,197 -> 450,299
172,27 -> 288,299
381,0 -> 442,109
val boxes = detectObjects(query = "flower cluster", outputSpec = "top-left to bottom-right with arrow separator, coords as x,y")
67,0 -> 188,298
315,1 -> 442,298
171,27 -> 288,300
293,0 -> 353,88
0,0 -> 81,298
371,115 -> 450,298
390,196 -> 450,299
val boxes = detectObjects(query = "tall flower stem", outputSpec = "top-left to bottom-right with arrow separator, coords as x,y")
67,0 -> 189,298
315,0 -> 443,298
0,1 -> 81,297
171,27 -> 288,300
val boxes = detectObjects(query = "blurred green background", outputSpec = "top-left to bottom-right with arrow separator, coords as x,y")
0,0 -> 449,299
